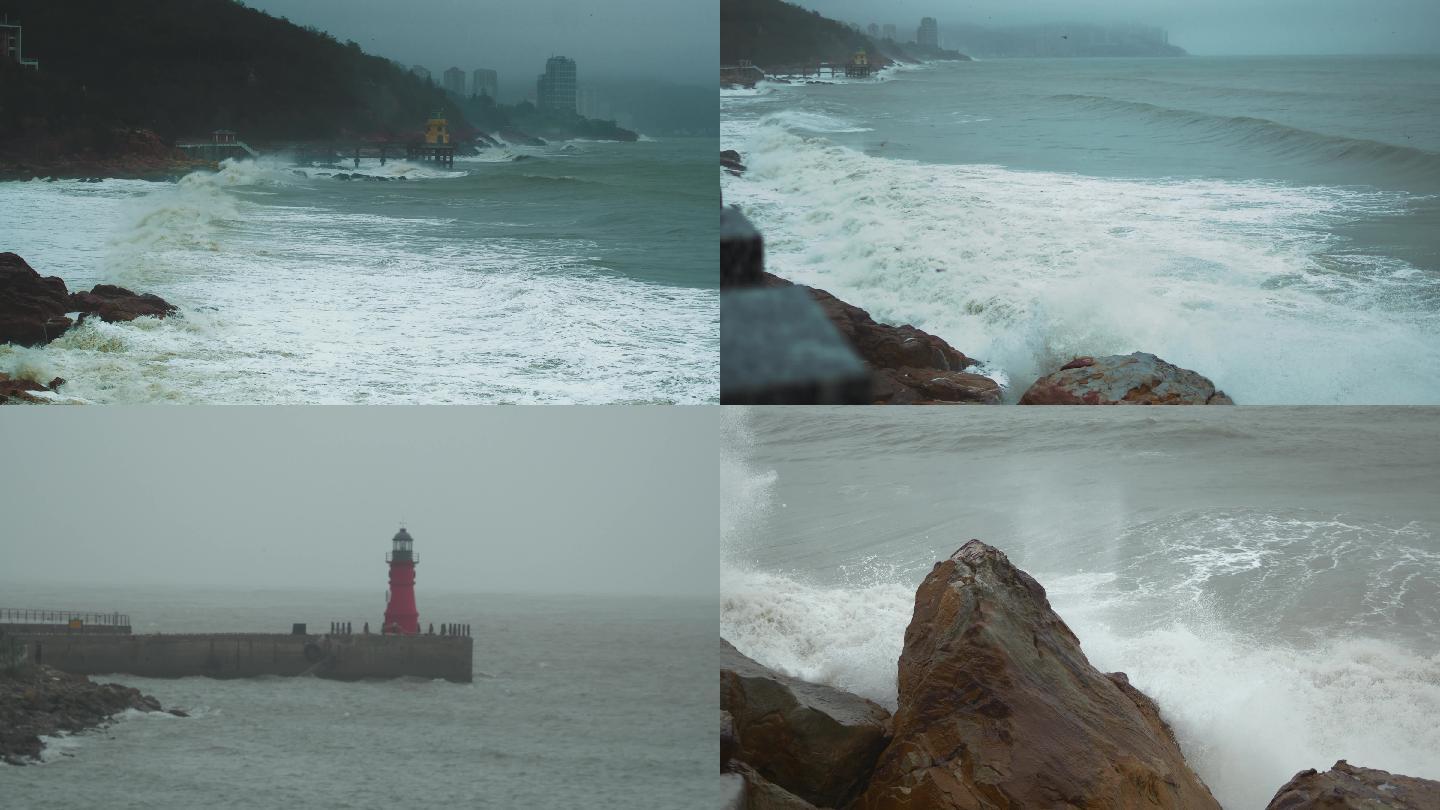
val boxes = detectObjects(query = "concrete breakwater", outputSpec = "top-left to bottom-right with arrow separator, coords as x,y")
4,631 -> 473,684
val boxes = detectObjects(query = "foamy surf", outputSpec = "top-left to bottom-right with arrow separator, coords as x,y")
0,140 -> 717,404
720,57 -> 1440,405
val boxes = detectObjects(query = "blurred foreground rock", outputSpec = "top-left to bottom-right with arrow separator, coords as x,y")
1,663 -> 177,765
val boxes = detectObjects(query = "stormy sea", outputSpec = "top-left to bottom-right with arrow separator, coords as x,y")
721,56 -> 1440,404
0,138 -> 717,403
0,585 -> 713,808
721,407 -> 1440,809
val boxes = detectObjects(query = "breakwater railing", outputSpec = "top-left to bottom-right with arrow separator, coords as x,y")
0,608 -> 131,628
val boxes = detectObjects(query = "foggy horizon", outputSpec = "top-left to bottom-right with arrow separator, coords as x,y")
790,0 -> 1440,56
0,408 -> 717,598
243,0 -> 716,99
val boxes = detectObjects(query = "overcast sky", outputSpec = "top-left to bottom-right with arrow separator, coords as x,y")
0,407 -> 716,598
244,0 -> 716,94
798,0 -> 1440,55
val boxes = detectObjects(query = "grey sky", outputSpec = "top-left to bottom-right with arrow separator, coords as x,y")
244,0 -> 716,96
798,0 -> 1440,55
0,407 -> 716,598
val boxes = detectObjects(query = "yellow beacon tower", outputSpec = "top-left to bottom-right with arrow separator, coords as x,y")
425,112 -> 450,145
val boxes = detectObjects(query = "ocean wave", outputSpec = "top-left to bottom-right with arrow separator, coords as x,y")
1047,93 -> 1440,178
723,118 -> 1440,404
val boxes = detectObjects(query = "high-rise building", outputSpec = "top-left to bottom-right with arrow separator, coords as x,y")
0,18 -> 39,69
917,17 -> 940,49
471,68 -> 498,99
882,24 -> 897,41
536,56 -> 577,114
867,23 -> 880,38
410,64 -> 431,83
442,66 -> 466,96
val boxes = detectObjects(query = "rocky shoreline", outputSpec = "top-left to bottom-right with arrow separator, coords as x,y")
0,252 -> 178,404
721,541 -> 1440,809
1,662 -> 181,765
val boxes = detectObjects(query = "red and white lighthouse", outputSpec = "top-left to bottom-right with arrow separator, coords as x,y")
383,527 -> 420,635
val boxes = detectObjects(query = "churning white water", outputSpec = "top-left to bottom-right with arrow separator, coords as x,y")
1,138 -> 717,403
720,407 -> 1440,809
722,57 -> 1440,404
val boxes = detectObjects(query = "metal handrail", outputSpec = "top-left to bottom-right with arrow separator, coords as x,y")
385,552 -> 419,564
0,608 -> 131,626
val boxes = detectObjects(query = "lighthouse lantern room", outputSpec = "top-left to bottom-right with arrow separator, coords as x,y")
383,527 -> 421,635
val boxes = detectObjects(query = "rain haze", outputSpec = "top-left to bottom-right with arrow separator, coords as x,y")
0,407 -> 717,597
796,0 -> 1440,55
243,0 -> 718,96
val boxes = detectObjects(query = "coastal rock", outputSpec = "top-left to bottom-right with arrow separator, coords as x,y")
857,540 -> 1221,810
0,252 -> 74,346
1,664 -> 170,765
70,284 -> 177,324
1265,760 -> 1440,809
1019,352 -> 1234,405
730,762 -> 825,810
763,272 -> 1000,404
722,149 -> 748,176
721,638 -> 891,808
497,128 -> 546,147
0,373 -> 65,404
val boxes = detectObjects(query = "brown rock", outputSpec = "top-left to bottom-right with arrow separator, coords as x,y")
857,541 -> 1220,810
0,252 -> 74,346
763,272 -> 998,404
1020,352 -> 1234,405
0,372 -> 55,404
730,762 -> 825,810
1266,760 -> 1440,809
70,284 -> 176,323
721,638 -> 891,808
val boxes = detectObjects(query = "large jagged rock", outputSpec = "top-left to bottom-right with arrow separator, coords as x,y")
764,273 -> 1001,404
0,252 -> 74,346
70,284 -> 177,323
857,541 -> 1221,810
1020,352 -> 1233,405
721,638 -> 891,808
1,663 -> 176,765
1266,760 -> 1440,809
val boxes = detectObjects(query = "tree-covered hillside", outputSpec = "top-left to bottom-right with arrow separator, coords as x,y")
721,0 -> 881,68
0,0 -> 468,143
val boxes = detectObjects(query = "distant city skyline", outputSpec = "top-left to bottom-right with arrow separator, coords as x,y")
243,0 -> 714,97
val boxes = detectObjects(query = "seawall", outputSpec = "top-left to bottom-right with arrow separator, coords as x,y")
3,632 -> 473,684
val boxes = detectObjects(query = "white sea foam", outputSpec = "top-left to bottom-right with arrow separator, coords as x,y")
719,410 -> 1440,809
0,155 -> 717,403
721,116 -> 1440,404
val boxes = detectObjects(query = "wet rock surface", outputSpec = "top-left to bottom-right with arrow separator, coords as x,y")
721,638 -> 891,808
856,540 -> 1221,809
0,252 -> 74,346
1265,760 -> 1440,809
1,249 -> 176,376
763,273 -> 1001,404
0,373 -> 65,404
70,284 -> 178,324
722,149 -> 748,176
1020,352 -> 1233,405
1,663 -> 173,765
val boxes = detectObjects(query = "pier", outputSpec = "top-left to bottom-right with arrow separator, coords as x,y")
2,609 -> 474,683
1,624 -> 473,683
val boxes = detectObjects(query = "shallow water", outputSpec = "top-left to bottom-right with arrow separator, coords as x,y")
721,57 -> 1440,404
721,406 -> 1440,809
0,586 -> 715,809
0,138 -> 718,403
